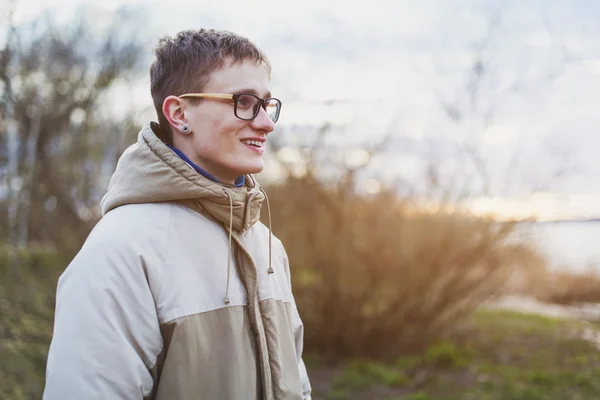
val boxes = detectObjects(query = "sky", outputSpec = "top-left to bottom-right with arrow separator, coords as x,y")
4,0 -> 600,221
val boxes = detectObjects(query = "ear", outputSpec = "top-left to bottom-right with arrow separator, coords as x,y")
162,96 -> 188,132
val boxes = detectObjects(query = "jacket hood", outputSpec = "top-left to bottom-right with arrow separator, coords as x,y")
100,123 -> 265,231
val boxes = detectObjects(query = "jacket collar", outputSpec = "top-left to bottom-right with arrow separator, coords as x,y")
100,123 -> 264,231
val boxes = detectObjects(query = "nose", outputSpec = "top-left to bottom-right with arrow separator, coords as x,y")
250,107 -> 275,134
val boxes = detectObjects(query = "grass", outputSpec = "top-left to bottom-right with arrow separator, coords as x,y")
307,309 -> 600,400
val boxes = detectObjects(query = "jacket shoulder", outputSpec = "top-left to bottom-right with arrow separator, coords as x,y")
64,203 -> 175,282
98,202 -> 174,239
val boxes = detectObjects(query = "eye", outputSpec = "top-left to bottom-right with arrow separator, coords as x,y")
236,94 -> 256,110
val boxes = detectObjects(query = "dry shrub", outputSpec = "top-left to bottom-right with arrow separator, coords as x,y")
500,240 -> 548,296
264,175 -> 528,360
503,242 -> 600,306
532,269 -> 600,306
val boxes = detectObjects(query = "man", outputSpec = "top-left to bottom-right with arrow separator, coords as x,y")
44,29 -> 312,400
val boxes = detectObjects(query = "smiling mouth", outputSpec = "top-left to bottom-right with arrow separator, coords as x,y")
240,139 -> 264,149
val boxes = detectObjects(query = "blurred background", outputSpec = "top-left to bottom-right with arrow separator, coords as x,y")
1,0 -> 600,399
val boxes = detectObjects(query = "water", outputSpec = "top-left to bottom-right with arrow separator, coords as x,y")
518,221 -> 600,273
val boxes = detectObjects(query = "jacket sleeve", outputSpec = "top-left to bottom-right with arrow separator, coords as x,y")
43,222 -> 163,400
294,316 -> 312,400
281,246 -> 312,400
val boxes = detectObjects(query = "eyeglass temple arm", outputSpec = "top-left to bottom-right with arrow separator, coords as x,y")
179,93 -> 234,99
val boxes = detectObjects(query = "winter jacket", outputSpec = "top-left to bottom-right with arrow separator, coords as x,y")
43,123 -> 312,400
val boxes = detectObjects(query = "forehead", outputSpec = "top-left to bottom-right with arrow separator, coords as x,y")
204,59 -> 271,97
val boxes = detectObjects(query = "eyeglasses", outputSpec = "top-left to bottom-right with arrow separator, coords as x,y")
179,93 -> 282,123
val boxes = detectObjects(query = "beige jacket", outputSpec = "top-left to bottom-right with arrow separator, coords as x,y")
44,124 -> 312,400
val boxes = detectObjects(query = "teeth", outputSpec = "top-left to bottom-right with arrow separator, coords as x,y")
242,139 -> 263,147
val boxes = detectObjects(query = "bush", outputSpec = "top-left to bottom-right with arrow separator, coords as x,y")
504,245 -> 600,307
535,269 -> 600,306
0,246 -> 68,399
265,175 -> 529,360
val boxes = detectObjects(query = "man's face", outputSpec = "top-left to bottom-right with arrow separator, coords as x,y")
179,59 -> 275,183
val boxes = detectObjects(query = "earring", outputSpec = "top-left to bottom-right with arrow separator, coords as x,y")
181,125 -> 190,133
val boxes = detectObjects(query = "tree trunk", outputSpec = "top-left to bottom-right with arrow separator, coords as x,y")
17,74 -> 45,247
1,4 -> 20,268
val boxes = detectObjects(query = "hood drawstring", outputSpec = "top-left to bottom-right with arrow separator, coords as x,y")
224,186 -> 272,305
224,192 -> 234,304
260,188 -> 274,275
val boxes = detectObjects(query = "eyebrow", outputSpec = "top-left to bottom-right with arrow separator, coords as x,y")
231,88 -> 272,98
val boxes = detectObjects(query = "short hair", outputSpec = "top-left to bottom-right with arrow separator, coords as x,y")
150,29 -> 271,145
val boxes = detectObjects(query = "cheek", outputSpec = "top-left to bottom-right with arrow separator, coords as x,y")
213,119 -> 246,141
201,119 -> 243,151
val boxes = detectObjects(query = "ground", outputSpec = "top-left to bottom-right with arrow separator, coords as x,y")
306,308 -> 600,400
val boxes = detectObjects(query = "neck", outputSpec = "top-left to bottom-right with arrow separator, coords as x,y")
167,145 -> 245,187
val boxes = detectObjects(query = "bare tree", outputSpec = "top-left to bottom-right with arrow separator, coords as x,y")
1,0 -> 19,264
431,6 -> 591,211
1,6 -> 146,251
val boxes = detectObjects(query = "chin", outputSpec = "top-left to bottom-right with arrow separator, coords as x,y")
235,161 -> 264,176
